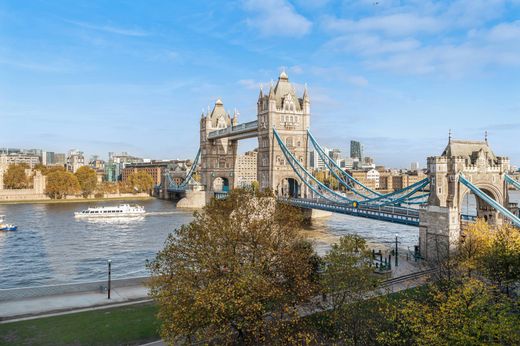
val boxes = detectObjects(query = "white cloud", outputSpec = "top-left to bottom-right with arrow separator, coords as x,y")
243,0 -> 312,37
319,0 -> 520,77
65,20 -> 149,37
485,20 -> 520,42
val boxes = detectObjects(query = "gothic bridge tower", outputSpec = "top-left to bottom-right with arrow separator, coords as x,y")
256,72 -> 310,197
419,137 -> 511,261
199,99 -> 238,202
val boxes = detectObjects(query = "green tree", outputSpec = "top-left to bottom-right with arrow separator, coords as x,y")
147,189 -> 320,345
380,278 -> 520,346
459,220 -> 520,294
319,235 -> 381,344
74,166 -> 98,197
251,180 -> 260,192
3,164 -> 29,189
45,170 -> 80,199
127,171 -> 154,193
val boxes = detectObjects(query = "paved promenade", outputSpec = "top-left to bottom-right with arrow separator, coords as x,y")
0,283 -> 149,322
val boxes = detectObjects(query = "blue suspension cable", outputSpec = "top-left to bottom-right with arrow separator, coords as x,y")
459,174 -> 520,227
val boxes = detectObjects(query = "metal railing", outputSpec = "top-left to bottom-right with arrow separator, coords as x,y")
0,276 -> 149,301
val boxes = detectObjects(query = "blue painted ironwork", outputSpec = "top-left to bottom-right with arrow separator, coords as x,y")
459,174 -> 520,227
364,178 -> 430,207
505,174 -> 520,190
461,214 -> 477,221
214,191 -> 228,200
307,130 -> 382,199
166,148 -> 201,192
273,129 -> 355,203
280,197 -> 420,226
307,130 -> 430,206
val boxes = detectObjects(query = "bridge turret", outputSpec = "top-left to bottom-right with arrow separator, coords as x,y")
420,137 -> 512,262
257,72 -> 310,196
199,99 -> 238,202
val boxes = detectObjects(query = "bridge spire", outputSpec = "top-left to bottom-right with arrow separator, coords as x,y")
303,83 -> 309,101
448,129 -> 452,143
485,130 -> 488,143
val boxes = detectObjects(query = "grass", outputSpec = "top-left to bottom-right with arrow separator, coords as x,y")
0,303 -> 161,346
0,196 -> 153,205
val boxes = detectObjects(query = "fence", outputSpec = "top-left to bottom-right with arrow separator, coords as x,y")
0,276 -> 149,302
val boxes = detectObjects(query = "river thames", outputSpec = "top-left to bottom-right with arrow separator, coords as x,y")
1,192 -> 518,289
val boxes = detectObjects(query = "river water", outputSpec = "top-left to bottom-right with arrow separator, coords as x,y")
0,192 -> 518,289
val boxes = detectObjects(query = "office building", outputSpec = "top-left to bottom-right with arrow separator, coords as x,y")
350,140 -> 363,160
235,150 -> 258,187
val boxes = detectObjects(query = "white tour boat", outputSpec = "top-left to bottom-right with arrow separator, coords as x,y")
74,204 -> 146,218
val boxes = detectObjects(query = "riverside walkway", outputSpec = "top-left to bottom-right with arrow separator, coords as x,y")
0,277 -> 149,322
0,254 -> 427,322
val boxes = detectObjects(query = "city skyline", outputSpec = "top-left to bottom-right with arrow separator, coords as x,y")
1,1 -> 520,167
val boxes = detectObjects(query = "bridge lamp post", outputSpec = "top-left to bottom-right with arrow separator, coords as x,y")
394,234 -> 400,267
107,259 -> 112,299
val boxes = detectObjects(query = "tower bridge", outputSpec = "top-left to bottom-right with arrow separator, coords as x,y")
162,71 -> 519,261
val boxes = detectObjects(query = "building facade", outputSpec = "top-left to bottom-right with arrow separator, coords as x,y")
350,140 -> 363,160
234,150 -> 258,187
66,150 -> 85,173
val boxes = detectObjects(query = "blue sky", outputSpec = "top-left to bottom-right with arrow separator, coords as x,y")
1,0 -> 519,168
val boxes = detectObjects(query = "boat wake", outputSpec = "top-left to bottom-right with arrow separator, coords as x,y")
144,211 -> 184,216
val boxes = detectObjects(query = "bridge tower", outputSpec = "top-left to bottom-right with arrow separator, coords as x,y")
419,138 -> 511,261
256,72 -> 310,197
199,99 -> 239,202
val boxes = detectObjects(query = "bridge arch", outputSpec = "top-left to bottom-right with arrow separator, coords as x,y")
459,181 -> 504,224
212,176 -> 230,193
276,177 -> 300,198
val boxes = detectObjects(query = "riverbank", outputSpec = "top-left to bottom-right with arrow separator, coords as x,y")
0,195 -> 154,205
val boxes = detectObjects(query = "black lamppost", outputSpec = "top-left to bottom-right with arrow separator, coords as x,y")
395,234 -> 399,267
108,259 -> 112,299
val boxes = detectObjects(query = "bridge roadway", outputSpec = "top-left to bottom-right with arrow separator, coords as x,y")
279,197 -> 420,226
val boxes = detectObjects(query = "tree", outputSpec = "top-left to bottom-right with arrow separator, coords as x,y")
251,180 -> 259,192
96,181 -> 119,195
3,164 -> 29,189
147,189 -> 320,345
459,220 -> 520,294
45,170 -> 80,199
74,166 -> 98,197
380,278 -> 520,346
126,171 -> 153,193
319,235 -> 381,344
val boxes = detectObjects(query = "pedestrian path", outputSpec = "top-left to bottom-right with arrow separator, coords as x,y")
0,284 -> 149,322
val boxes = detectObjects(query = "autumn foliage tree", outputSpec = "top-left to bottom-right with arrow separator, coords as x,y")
380,278 -> 520,345
45,170 -> 80,199
126,171 -> 154,193
74,166 -> 98,197
459,219 -> 520,294
3,164 -> 29,189
147,189 -> 321,345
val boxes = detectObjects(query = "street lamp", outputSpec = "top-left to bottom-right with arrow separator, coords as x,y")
107,259 -> 112,299
395,234 -> 399,267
